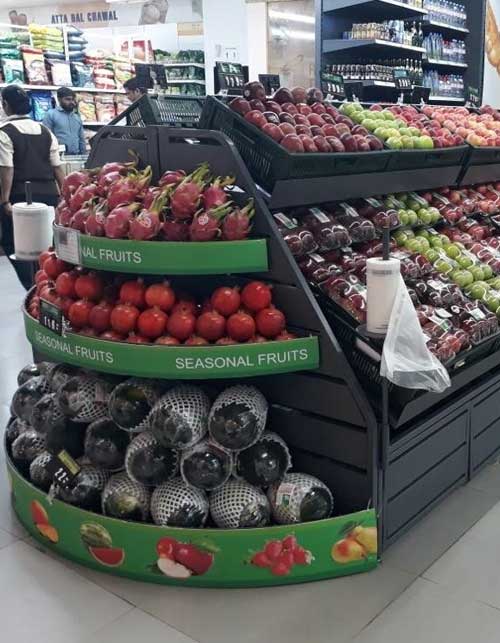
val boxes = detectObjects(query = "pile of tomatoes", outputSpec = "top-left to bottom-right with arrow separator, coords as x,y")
29,250 -> 295,346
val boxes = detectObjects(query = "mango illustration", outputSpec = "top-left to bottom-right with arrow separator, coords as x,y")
331,537 -> 366,564
351,526 -> 377,555
30,500 -> 49,526
36,523 -> 59,544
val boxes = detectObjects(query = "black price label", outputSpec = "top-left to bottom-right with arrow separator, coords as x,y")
467,86 -> 480,108
321,73 -> 345,97
393,69 -> 412,90
258,74 -> 280,95
47,450 -> 81,490
39,298 -> 63,336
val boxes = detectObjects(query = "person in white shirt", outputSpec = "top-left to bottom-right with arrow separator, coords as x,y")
0,85 -> 64,288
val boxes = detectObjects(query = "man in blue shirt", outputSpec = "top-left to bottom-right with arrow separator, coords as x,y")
43,87 -> 86,155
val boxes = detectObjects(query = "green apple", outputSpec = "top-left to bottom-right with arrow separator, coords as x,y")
487,277 -> 500,289
406,238 -> 422,252
401,136 -> 415,149
393,230 -> 409,246
457,255 -> 474,269
362,118 -> 377,132
418,208 -> 433,224
482,265 -> 493,280
394,118 -> 407,129
399,127 -> 412,137
428,207 -> 441,223
395,192 -> 408,202
485,295 -> 500,312
435,259 -> 453,274
462,270 -> 474,287
407,212 -> 419,226
407,198 -> 421,211
374,127 -> 389,140
446,244 -> 461,259
386,128 -> 400,138
386,136 -> 403,150
470,266 -> 485,281
408,127 -> 421,136
429,237 -> 444,248
452,270 -> 468,287
425,249 -> 440,263
418,238 -> 430,251
382,110 -> 395,120
469,283 -> 487,299
415,135 -> 434,149
398,209 -> 409,225
417,229 -> 430,239
352,111 -> 365,124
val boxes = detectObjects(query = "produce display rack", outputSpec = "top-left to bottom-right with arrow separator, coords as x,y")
107,94 -> 205,128
200,99 -> 500,550
8,125 -> 379,587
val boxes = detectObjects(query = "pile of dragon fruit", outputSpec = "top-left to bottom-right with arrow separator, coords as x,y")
55,161 -> 254,242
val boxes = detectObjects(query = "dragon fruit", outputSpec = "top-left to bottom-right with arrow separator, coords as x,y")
55,200 -> 71,226
159,169 -> 186,188
70,200 -> 99,232
202,176 -> 235,210
104,203 -> 141,239
70,183 -> 99,213
107,166 -> 152,211
99,159 -> 137,178
162,216 -> 190,241
128,192 -> 168,241
62,170 -> 90,203
189,204 -> 230,242
97,170 -> 122,197
221,200 -> 254,240
142,186 -> 162,210
85,202 -> 108,237
170,163 -> 211,220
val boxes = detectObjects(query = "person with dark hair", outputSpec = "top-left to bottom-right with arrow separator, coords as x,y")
123,77 -> 147,103
43,87 -> 86,155
0,85 -> 64,288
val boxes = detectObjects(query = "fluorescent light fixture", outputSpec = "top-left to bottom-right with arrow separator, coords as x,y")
268,10 -> 315,25
270,27 -> 315,41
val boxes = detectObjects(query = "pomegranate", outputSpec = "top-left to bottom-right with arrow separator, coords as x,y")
104,203 -> 141,239
110,303 -> 140,335
185,335 -> 209,346
241,281 -> 272,312
162,216 -> 190,241
43,255 -> 70,280
276,330 -> 297,341
55,271 -> 77,298
35,270 -> 48,287
38,249 -> 53,269
79,327 -> 98,337
145,282 -> 176,312
227,311 -> 256,342
75,273 -> 104,301
221,201 -> 254,240
68,300 -> 95,328
248,335 -> 267,343
171,296 -> 197,316
170,163 -> 210,219
127,333 -> 151,344
137,307 -> 168,339
256,307 -> 285,338
120,279 -> 146,308
196,311 -> 226,342
88,301 -> 113,333
100,330 -> 125,342
210,287 -> 241,317
107,166 -> 152,211
155,335 -> 180,346
215,336 -> 238,345
166,311 -> 196,341
202,176 -> 234,210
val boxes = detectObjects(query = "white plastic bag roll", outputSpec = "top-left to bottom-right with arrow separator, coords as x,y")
12,202 -> 53,261
366,257 -> 401,335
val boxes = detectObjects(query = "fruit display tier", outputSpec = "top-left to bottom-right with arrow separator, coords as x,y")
6,125 -> 383,587
200,97 -> 500,209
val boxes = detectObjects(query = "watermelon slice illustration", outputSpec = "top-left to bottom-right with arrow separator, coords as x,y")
88,546 -> 125,567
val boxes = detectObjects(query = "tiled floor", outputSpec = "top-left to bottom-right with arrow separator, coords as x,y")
2,255 -> 500,643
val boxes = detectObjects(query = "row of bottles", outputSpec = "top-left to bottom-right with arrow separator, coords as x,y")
343,20 -> 424,47
423,0 -> 467,28
324,59 -> 424,85
423,32 -> 466,62
423,70 -> 464,97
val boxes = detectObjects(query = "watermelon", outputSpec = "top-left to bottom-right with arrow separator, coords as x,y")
88,546 -> 125,567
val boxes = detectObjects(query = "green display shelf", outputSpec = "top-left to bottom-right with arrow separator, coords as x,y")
24,311 -> 320,379
6,457 -> 378,587
53,225 -> 269,275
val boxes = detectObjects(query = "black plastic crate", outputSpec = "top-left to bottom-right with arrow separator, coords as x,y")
200,96 -> 392,192
385,145 -> 469,172
108,94 -> 205,128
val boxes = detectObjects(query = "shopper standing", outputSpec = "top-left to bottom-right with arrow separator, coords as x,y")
43,87 -> 86,155
0,85 -> 64,289
123,77 -> 147,103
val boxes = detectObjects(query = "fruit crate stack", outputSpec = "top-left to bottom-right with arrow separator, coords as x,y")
4,126 -> 379,587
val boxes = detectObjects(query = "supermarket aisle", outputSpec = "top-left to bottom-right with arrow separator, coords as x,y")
1,256 -> 500,643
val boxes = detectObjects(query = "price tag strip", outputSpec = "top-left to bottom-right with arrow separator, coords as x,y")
46,449 -> 81,490
54,227 -> 81,265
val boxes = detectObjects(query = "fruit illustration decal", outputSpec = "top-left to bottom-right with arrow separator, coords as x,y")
331,522 -> 377,564
153,536 -> 217,579
249,535 -> 313,577
80,522 -> 125,567
30,499 -> 59,543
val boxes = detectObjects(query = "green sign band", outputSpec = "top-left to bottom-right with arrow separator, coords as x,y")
54,225 -> 269,275
24,311 -> 320,379
6,457 -> 378,588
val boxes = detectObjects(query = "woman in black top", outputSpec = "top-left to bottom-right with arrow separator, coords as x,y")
0,85 -> 65,288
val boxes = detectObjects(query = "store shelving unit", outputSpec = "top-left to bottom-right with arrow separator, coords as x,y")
322,0 -> 428,20
200,95 -> 500,550
323,39 -> 425,54
423,59 -> 468,69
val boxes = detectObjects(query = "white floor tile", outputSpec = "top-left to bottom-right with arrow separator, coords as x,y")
353,578 -> 500,643
0,526 -> 16,549
384,484 -> 500,575
0,541 -> 131,643
469,461 -> 500,498
74,562 -> 414,643
423,501 -> 500,607
0,460 -> 27,537
82,609 -> 198,643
